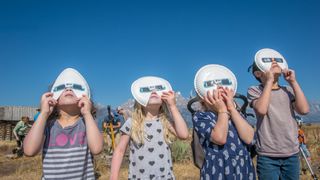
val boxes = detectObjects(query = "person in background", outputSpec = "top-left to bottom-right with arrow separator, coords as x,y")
297,119 -> 312,174
13,116 -> 31,157
103,106 -> 122,154
33,108 -> 41,122
117,106 -> 130,121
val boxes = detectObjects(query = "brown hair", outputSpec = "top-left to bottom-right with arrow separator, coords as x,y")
21,116 -> 30,121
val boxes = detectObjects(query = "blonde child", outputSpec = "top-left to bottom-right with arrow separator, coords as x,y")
110,76 -> 189,179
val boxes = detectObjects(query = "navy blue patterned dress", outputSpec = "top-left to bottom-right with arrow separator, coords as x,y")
193,111 -> 256,180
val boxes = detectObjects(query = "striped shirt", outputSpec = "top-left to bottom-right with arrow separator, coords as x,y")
42,118 -> 95,180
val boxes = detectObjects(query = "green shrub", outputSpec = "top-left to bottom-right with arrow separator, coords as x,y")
171,140 -> 191,162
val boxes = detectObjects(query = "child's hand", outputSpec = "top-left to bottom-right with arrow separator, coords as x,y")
40,92 -> 57,117
262,70 -> 274,83
283,69 -> 296,84
78,95 -> 92,117
203,87 -> 227,113
161,90 -> 176,107
221,87 -> 235,111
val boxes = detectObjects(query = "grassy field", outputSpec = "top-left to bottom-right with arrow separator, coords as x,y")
0,125 -> 319,180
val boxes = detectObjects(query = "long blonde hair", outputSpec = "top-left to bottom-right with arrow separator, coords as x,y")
131,101 -> 175,145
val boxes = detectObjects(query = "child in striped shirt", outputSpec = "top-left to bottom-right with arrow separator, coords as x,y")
24,68 -> 103,179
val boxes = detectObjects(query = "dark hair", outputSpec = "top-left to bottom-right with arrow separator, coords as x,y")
248,62 -> 262,83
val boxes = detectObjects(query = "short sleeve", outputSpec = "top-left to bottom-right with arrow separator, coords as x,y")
192,112 -> 216,141
247,86 -> 262,108
120,118 -> 132,135
13,121 -> 22,133
284,86 -> 296,103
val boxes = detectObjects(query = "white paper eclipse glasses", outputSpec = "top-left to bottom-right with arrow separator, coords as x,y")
51,68 -> 90,100
131,76 -> 172,106
254,48 -> 288,72
194,64 -> 237,99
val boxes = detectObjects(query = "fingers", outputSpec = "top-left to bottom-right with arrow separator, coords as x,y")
42,92 -> 54,101
203,94 -> 212,106
161,91 -> 175,100
43,92 -> 54,98
221,92 -> 227,100
207,90 -> 215,104
78,95 -> 86,107
78,99 -> 84,108
48,98 -> 57,106
162,90 -> 174,97
223,87 -> 234,97
80,94 -> 93,109
42,93 -> 56,106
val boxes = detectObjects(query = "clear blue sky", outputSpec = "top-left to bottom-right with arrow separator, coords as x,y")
1,0 -> 319,107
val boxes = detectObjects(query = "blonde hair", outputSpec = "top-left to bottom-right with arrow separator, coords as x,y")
131,101 -> 175,145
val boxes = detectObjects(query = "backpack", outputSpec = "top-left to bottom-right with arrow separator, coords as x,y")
187,93 -> 254,169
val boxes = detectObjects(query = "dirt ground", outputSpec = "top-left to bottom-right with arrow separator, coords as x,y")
1,125 -> 319,180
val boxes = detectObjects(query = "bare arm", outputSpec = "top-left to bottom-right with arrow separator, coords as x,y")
83,114 -> 104,155
168,105 -> 189,140
205,88 -> 229,145
229,108 -> 254,144
80,95 -> 104,155
13,124 -> 20,141
210,112 -> 229,145
222,88 -> 254,144
252,79 -> 273,116
24,93 -> 56,156
283,69 -> 309,115
110,134 -> 130,180
162,91 -> 189,140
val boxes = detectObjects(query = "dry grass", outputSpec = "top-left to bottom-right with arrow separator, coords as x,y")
0,125 -> 319,179
0,142 -> 42,180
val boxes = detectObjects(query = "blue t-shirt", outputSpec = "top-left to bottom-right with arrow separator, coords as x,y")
34,112 -> 40,122
104,110 -> 123,125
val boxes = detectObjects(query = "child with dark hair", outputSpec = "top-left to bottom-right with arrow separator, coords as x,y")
24,68 -> 103,180
247,48 -> 309,180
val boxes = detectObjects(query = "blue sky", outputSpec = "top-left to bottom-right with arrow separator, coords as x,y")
1,0 -> 319,107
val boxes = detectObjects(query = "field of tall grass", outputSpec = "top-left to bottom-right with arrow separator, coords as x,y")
0,125 -> 319,180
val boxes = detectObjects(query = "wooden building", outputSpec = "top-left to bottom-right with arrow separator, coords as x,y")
0,106 -> 37,141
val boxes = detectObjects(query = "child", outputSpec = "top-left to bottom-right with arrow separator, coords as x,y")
247,48 -> 309,179
24,68 -> 103,180
110,76 -> 189,180
13,116 -> 31,157
193,64 -> 256,179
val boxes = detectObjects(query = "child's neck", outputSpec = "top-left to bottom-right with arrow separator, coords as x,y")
58,107 -> 81,128
271,81 -> 280,90
144,105 -> 160,121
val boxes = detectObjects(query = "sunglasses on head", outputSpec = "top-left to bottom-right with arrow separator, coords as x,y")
139,85 -> 166,93
53,83 -> 85,92
204,78 -> 232,88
